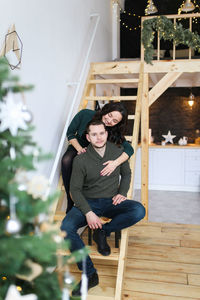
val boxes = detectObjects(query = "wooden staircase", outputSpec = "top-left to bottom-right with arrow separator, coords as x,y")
53,61 -> 145,300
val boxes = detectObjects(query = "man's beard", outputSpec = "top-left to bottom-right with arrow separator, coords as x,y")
93,142 -> 106,149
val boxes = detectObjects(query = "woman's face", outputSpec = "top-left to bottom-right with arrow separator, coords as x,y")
102,111 -> 122,127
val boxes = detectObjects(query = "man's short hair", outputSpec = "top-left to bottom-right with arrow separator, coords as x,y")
86,120 -> 107,133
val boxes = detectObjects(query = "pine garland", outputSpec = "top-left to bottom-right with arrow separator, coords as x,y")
141,15 -> 200,64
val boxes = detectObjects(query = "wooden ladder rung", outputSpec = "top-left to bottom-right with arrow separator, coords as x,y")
89,79 -> 139,84
85,96 -> 137,101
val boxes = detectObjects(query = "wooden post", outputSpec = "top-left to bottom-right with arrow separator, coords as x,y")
141,73 -> 149,220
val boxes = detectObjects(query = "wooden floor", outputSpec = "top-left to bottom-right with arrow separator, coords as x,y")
69,221 -> 200,299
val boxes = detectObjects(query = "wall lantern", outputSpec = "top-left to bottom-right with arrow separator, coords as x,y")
188,92 -> 195,107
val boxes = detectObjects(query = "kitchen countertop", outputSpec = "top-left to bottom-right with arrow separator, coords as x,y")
147,143 -> 200,149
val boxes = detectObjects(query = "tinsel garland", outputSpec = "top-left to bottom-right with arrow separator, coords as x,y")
141,15 -> 200,64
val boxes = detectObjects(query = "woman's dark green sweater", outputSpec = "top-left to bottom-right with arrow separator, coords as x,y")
67,109 -> 134,157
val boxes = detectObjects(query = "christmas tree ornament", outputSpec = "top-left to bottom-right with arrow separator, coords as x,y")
18,184 -> 27,191
63,270 -> 74,287
5,195 -> 21,234
53,234 -> 63,244
21,105 -> 33,123
0,93 -> 28,136
1,139 -> 8,147
5,285 -> 38,300
162,131 -> 176,144
27,175 -> 49,200
10,146 -> 16,160
17,260 -> 43,282
6,218 -> 21,234
14,169 -> 29,191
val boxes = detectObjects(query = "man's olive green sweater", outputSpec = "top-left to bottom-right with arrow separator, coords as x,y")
70,141 -> 131,215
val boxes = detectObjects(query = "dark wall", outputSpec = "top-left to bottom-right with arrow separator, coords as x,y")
121,88 -> 200,144
121,0 -> 200,58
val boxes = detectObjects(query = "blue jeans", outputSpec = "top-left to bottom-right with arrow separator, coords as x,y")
61,198 -> 145,276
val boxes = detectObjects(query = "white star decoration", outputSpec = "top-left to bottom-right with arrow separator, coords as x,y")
0,93 -> 28,136
162,130 -> 176,144
5,285 -> 37,300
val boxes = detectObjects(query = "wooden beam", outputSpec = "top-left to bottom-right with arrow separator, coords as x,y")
144,60 -> 200,73
127,62 -> 144,200
85,96 -> 137,101
149,72 -> 182,106
89,78 -> 139,84
115,228 -> 129,300
142,12 -> 200,21
91,61 -> 141,75
141,73 -> 149,220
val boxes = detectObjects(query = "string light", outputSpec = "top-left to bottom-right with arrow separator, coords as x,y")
2,276 -> 7,280
17,286 -> 22,292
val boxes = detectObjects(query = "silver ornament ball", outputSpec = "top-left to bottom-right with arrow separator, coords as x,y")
64,271 -> 74,287
6,217 -> 22,234
21,106 -> 33,123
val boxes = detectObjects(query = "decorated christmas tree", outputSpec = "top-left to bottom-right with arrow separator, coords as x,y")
0,58 -> 86,300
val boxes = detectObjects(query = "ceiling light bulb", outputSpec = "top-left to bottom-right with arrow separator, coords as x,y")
145,0 -> 158,15
181,0 -> 195,12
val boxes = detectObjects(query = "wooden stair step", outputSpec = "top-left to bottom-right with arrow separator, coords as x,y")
58,245 -> 119,261
89,245 -> 119,261
85,96 -> 137,101
124,279 -> 200,299
122,290 -> 199,300
89,78 -> 139,84
87,295 -> 114,300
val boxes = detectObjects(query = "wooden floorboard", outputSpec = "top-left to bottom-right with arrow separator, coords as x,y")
69,221 -> 200,299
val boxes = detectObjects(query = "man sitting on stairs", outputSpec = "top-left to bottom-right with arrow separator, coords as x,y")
61,119 -> 145,296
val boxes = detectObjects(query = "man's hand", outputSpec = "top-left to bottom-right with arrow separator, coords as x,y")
85,211 -> 103,229
100,160 -> 118,176
112,194 -> 127,206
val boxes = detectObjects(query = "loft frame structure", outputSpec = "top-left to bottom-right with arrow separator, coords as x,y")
140,12 -> 200,216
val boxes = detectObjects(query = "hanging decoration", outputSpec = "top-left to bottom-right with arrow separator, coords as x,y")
181,0 -> 195,12
0,92 -> 28,136
178,0 -> 200,14
5,195 -> 22,234
141,15 -> 200,64
145,0 -> 158,15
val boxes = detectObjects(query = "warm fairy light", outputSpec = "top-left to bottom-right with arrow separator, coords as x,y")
7,216 -> 10,220
2,276 -> 7,280
17,286 -> 22,291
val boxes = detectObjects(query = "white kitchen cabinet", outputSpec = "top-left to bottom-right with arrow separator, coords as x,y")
134,146 -> 200,192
